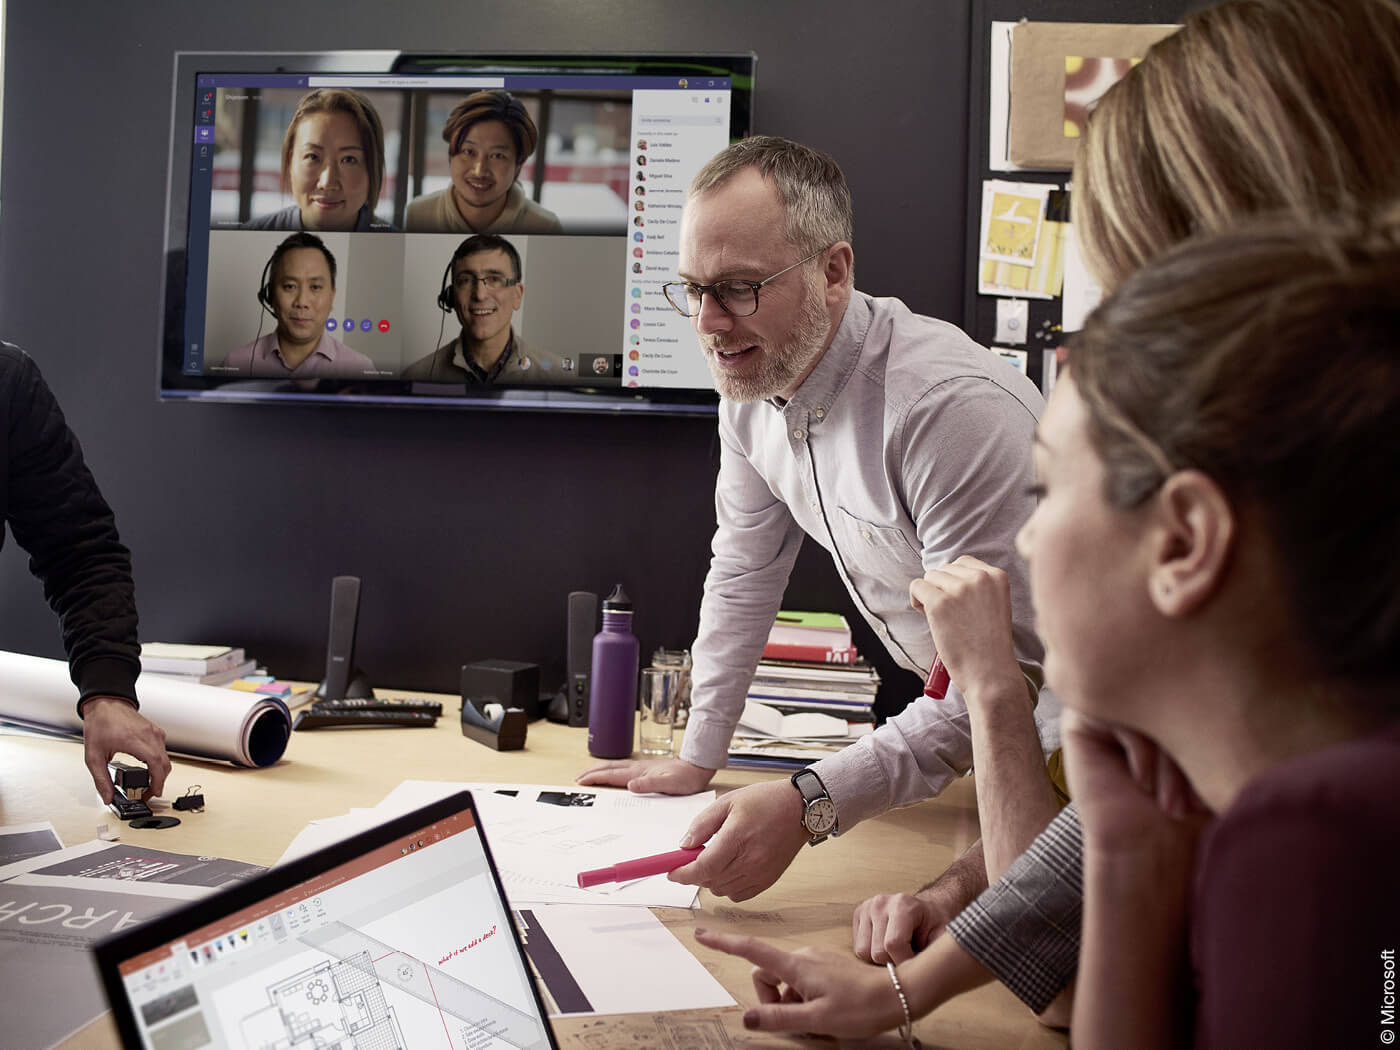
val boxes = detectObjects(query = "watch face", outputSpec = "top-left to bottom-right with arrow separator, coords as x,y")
805,798 -> 838,836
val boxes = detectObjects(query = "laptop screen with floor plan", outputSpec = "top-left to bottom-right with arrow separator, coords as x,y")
95,791 -> 557,1050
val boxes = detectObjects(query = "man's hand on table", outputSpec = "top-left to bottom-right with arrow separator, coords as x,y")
851,839 -> 988,963
852,888 -> 955,965
576,755 -> 716,794
80,697 -> 171,804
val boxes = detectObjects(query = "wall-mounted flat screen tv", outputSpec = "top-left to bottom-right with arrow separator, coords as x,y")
161,51 -> 755,414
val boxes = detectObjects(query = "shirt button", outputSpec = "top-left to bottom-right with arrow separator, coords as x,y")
815,407 -> 826,420
861,529 -> 872,540
793,428 -> 806,440
811,502 -> 819,511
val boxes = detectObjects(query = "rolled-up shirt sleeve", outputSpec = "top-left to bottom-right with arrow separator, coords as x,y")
947,802 -> 1083,1013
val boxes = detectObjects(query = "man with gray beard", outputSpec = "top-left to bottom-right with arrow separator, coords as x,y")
580,136 -> 1050,912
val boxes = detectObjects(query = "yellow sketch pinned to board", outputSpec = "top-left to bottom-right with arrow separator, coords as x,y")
984,188 -> 1045,262
978,179 -> 1062,300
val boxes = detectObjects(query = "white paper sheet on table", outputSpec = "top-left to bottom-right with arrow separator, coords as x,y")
291,781 -> 713,908
518,904 -> 735,1016
279,780 -> 712,907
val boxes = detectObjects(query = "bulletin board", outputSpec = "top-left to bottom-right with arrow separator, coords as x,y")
962,0 -> 1191,392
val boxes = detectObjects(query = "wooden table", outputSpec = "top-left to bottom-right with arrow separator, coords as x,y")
0,693 -> 1067,1050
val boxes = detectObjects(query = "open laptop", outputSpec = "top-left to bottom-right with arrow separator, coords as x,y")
95,791 -> 558,1050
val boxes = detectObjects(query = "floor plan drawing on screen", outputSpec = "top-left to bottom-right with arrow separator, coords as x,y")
234,921 -> 544,1050
241,948 -> 404,1050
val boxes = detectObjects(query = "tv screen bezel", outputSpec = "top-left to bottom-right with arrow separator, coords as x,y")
161,50 -> 756,416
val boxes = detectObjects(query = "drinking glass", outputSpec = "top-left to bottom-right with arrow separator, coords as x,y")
638,667 -> 682,756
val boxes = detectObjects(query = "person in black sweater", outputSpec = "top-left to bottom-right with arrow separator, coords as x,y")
1,341 -> 169,802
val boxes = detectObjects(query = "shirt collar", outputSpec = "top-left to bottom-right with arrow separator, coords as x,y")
453,329 -> 516,384
489,184 -> 527,230
768,290 -> 872,418
270,332 -> 336,365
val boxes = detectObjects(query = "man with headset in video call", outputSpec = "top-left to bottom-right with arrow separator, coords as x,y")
220,232 -> 377,380
402,234 -> 572,385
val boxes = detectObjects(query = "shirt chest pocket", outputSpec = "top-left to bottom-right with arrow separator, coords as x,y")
830,507 -> 922,577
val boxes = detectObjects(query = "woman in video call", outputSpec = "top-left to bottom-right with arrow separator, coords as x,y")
404,89 -> 563,235
220,233 -> 376,379
244,88 -> 395,233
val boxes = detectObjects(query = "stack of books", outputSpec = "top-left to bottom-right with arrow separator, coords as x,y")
139,643 -> 258,687
727,611 -> 881,771
761,610 -> 860,664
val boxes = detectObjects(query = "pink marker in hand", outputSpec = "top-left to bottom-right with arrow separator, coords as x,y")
577,846 -> 704,887
924,655 -> 950,699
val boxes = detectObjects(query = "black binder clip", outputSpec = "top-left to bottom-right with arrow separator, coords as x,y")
460,699 -> 528,751
173,785 -> 205,813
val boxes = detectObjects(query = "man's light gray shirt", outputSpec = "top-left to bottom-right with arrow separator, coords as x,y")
680,290 -> 1054,830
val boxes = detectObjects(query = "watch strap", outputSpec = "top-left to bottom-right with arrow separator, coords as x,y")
791,768 -> 835,843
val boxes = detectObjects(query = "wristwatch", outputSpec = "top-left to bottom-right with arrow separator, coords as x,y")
790,768 -> 838,845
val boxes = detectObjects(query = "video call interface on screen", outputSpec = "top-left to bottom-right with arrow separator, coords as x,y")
167,56 -> 753,412
113,803 -> 555,1050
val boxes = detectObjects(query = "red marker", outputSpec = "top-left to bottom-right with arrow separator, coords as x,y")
577,846 -> 704,888
924,656 -> 950,699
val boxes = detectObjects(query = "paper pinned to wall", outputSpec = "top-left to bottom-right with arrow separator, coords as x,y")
982,181 -> 1049,264
979,180 -> 1066,300
1006,21 -> 1180,170
995,298 -> 1029,345
1061,223 -> 1105,333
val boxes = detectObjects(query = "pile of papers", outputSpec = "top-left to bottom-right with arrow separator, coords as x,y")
0,822 -> 265,1050
730,699 -> 874,770
277,782 -> 736,1018
762,609 -> 858,663
280,781 -> 714,909
733,610 -> 882,770
0,778 -> 740,1046
746,657 -> 881,716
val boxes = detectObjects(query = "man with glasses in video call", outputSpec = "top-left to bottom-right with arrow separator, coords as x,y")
403,234 -> 570,385
579,136 -> 1053,912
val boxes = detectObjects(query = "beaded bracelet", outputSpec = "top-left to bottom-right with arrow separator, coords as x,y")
885,960 -> 918,1048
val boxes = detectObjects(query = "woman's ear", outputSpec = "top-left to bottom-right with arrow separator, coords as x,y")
1146,470 -> 1235,617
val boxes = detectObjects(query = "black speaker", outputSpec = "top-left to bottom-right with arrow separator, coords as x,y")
315,575 -> 374,700
566,590 -> 598,727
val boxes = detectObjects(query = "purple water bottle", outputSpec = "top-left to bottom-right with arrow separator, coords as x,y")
587,584 -> 639,759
